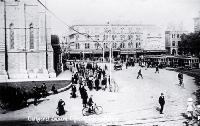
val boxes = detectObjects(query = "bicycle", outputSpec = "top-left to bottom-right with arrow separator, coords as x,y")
82,103 -> 103,116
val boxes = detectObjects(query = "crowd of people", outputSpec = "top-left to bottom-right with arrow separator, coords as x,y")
69,61 -> 111,111
30,59 -> 198,123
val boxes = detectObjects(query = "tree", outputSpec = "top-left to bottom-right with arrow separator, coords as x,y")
178,32 -> 200,57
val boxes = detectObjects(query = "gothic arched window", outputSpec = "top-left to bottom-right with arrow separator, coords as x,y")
10,23 -> 14,49
29,23 -> 34,49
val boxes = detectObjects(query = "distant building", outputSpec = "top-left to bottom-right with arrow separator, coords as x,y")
194,11 -> 200,33
0,0 -> 55,80
165,30 -> 188,55
67,24 -> 165,60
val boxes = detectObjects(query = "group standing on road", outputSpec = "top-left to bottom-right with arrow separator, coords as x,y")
67,61 -> 112,114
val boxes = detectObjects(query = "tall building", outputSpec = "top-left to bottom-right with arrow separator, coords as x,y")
67,24 -> 165,60
194,11 -> 200,33
165,30 -> 188,55
0,0 -> 55,80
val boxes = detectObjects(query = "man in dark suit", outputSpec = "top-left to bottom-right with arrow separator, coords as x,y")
159,93 -> 165,114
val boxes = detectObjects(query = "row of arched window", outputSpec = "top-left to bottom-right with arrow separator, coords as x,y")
74,42 -> 138,50
9,23 -> 34,50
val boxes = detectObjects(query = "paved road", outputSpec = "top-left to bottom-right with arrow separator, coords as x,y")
0,63 -> 197,126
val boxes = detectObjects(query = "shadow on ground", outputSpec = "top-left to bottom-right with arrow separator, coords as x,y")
0,120 -> 89,126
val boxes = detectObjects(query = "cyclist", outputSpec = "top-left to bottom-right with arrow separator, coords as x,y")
87,95 -> 94,113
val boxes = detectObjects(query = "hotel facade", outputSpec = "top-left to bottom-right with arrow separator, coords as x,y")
67,24 -> 166,60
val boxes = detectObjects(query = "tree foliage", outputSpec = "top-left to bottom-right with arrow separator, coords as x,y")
178,32 -> 200,57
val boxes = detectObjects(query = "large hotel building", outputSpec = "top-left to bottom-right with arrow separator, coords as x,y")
67,24 -> 166,60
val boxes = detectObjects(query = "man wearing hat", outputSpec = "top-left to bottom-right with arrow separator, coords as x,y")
159,93 -> 165,114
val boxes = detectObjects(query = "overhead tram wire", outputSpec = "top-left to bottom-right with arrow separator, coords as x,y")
37,0 -> 135,52
36,0 -> 105,48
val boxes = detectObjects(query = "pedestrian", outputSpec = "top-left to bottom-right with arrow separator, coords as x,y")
70,85 -> 77,98
105,64 -> 107,71
155,65 -> 159,73
82,87 -> 88,108
137,69 -> 143,79
95,77 -> 100,91
51,84 -> 58,94
178,72 -> 184,86
126,61 -> 128,69
186,98 -> 196,119
101,77 -> 107,90
32,86 -> 39,105
79,84 -> 83,98
108,75 -> 110,85
41,83 -> 47,97
57,99 -> 65,116
71,75 -> 75,84
159,93 -> 165,114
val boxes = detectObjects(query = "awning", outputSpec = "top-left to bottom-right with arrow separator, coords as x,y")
120,50 -> 137,54
145,50 -> 166,52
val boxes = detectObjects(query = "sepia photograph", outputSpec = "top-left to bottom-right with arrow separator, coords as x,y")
0,0 -> 200,125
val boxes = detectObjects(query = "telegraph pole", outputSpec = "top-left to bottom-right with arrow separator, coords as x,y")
4,0 -> 8,71
45,0 -> 48,69
108,22 -> 112,91
24,4 -> 28,70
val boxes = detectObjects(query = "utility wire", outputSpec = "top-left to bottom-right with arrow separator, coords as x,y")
36,0 -> 97,43
37,0 -> 135,51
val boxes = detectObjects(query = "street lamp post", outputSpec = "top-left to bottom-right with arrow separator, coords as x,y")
102,43 -> 105,62
108,22 -> 112,91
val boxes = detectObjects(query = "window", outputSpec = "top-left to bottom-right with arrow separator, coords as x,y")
95,43 -> 101,49
94,43 -> 98,49
120,35 -> 125,40
172,34 -> 175,38
10,23 -> 14,49
103,35 -> 108,40
120,42 -> 125,48
128,35 -> 133,40
112,35 -> 117,40
172,41 -> 175,46
85,43 -> 90,49
104,43 -> 108,48
128,42 -> 133,48
76,34 -> 79,40
136,35 -> 140,41
177,34 -> 179,38
95,35 -> 99,40
29,23 -> 34,49
76,43 -> 80,49
112,43 -> 117,48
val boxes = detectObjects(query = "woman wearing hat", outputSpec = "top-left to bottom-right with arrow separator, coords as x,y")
187,98 -> 196,119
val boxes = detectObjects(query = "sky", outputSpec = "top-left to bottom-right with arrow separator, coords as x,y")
46,0 -> 200,35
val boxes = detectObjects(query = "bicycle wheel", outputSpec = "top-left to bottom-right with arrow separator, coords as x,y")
94,106 -> 103,115
82,107 -> 90,116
